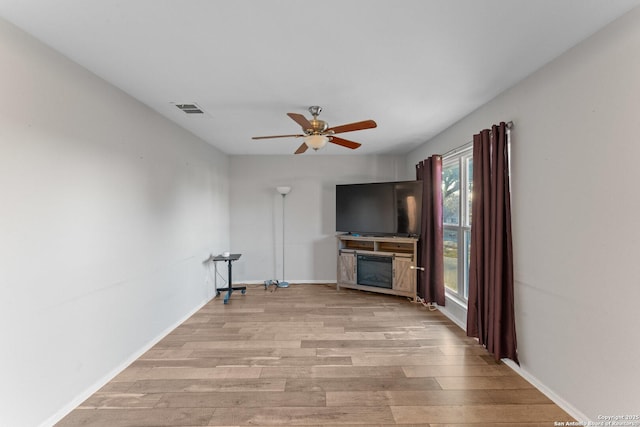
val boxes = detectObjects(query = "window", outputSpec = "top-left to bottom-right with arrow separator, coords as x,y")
442,144 -> 473,304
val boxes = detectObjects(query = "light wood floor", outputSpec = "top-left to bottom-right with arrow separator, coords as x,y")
56,284 -> 573,426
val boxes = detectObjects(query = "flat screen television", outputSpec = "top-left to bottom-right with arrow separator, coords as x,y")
336,180 -> 423,236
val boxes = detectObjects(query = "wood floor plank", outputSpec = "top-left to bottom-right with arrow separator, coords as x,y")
125,378 -> 286,393
260,366 -> 406,379
300,339 -> 422,348
435,375 -> 535,390
56,407 -> 216,427
162,332 -> 277,342
437,345 -> 497,356
317,347 -> 444,357
391,404 -> 571,424
113,366 -> 263,380
325,390 -> 494,406
239,327 -> 346,334
284,377 -> 442,392
274,332 -> 389,340
351,354 -> 490,366
429,424 -> 559,427
78,392 -> 164,409
189,348 -> 317,358
486,389 -> 554,404
55,284 -> 573,426
403,364 -> 513,377
140,348 -> 195,359
210,425 -> 429,427
222,321 -> 325,328
183,340 -> 302,349
208,406 -> 396,426
132,356 -> 351,368
155,391 -> 326,408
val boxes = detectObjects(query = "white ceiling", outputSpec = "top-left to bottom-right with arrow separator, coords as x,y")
1,0 -> 639,155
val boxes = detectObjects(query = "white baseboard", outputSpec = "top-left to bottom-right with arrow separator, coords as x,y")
436,304 -> 589,423
437,302 -> 467,330
41,297 -> 212,427
502,359 -> 591,423
237,280 -> 337,285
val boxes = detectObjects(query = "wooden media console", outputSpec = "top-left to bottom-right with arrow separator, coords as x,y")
336,235 -> 418,301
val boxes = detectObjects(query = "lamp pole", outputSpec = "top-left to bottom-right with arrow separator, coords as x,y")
276,186 -> 291,287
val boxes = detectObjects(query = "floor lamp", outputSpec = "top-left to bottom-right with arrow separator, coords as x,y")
276,186 -> 291,288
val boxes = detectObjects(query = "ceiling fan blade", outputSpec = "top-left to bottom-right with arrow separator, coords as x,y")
252,134 -> 303,140
327,119 -> 377,134
294,143 -> 309,154
330,136 -> 362,150
287,113 -> 313,130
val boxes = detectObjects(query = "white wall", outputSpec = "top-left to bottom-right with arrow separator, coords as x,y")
0,18 -> 229,427
229,155 -> 408,283
406,8 -> 640,421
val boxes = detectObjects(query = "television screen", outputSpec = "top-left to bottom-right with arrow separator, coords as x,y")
336,180 -> 422,236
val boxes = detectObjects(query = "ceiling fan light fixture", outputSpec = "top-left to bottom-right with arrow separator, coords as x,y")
305,134 -> 328,150
253,106 -> 374,154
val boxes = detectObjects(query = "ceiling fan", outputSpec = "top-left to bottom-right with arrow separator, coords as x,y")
252,106 -> 377,154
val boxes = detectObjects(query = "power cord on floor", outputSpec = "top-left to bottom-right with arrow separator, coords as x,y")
206,262 -> 228,287
263,279 -> 279,293
415,296 -> 438,311
205,262 -> 227,299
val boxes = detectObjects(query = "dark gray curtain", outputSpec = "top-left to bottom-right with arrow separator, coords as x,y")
415,156 -> 445,306
467,122 -> 518,364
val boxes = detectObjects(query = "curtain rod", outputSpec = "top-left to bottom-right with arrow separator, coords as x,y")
441,121 -> 513,159
442,141 -> 472,159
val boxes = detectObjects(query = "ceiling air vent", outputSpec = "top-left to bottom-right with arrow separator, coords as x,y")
173,103 -> 204,114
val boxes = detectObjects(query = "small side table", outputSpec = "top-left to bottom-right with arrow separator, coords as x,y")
212,254 -> 245,304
